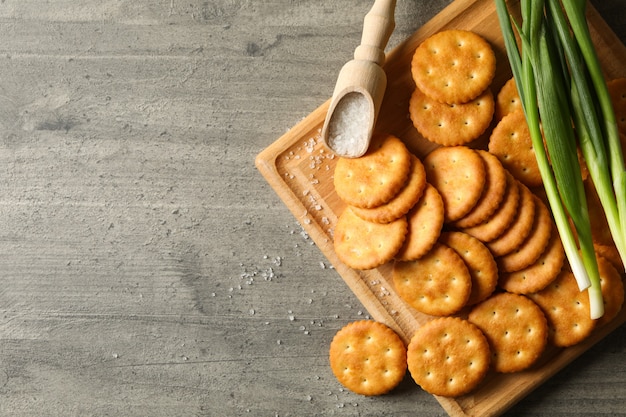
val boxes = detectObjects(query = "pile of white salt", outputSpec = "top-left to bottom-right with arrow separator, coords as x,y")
327,92 -> 370,157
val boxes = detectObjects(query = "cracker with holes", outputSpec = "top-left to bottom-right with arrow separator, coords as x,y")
408,85 -> 494,146
411,29 -> 496,104
498,225 -> 564,294
329,320 -> 407,396
395,183 -> 445,261
595,242 -> 625,275
462,172 -> 520,242
439,231 -> 498,306
393,242 -> 472,316
596,255 -> 625,327
455,150 -> 508,228
334,134 -> 412,209
351,155 -> 426,224
495,77 -> 521,121
424,146 -> 486,222
489,109 -> 543,188
468,292 -> 548,373
496,196 -> 553,273
334,207 -> 407,270
406,317 -> 491,397
486,182 -> 536,257
607,77 -> 626,135
528,270 -> 596,347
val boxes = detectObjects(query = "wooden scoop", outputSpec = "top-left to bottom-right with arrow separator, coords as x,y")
321,0 -> 396,158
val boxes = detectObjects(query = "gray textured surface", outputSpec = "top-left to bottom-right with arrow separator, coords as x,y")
0,1 -> 625,416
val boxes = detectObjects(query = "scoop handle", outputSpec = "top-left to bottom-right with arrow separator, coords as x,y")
355,0 -> 396,65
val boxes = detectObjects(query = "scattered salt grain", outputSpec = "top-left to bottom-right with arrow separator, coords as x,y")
327,92 -> 370,157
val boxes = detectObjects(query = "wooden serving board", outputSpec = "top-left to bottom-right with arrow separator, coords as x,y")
255,0 -> 626,416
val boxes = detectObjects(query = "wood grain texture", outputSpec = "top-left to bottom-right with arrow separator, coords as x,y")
0,1 -> 625,416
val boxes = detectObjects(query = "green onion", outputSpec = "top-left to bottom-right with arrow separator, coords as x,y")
495,0 -> 613,319
557,0 -> 626,268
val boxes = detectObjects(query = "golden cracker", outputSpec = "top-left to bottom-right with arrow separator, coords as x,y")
409,86 -> 494,146
395,183 -> 445,261
423,146 -> 486,222
406,317 -> 491,397
594,242 -> 625,275
462,172 -> 520,242
486,182 -> 536,257
455,150 -> 508,228
498,225 -> 564,294
351,155 -> 426,223
411,30 -> 496,104
329,320 -> 407,396
597,255 -> 625,328
334,134 -> 411,208
488,109 -> 543,188
393,242 -> 472,316
334,207 -> 407,270
496,196 -> 553,273
494,77 -> 521,121
585,177 -> 615,246
439,231 -> 498,306
468,292 -> 548,373
528,270 -> 596,347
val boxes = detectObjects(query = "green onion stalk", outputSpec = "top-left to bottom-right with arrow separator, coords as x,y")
495,0 -> 605,318
557,0 -> 626,269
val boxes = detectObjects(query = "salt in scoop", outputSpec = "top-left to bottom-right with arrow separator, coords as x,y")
321,0 -> 396,158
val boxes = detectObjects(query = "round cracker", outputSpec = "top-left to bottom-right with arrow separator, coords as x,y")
351,155 -> 426,223
596,255 -> 625,328
594,242 -> 625,275
584,177 -> 615,246
406,317 -> 491,397
411,29 -> 496,104
329,320 -> 407,396
424,146 -> 486,222
439,231 -> 498,306
334,207 -> 407,270
468,292 -> 548,373
395,183 -> 445,261
495,77 -> 521,121
486,182 -> 536,256
528,270 -> 596,347
498,225 -> 564,294
607,77 -> 626,135
334,134 -> 412,208
462,172 -> 520,242
496,196 -> 553,273
409,86 -> 494,146
455,150 -> 508,228
393,242 -> 472,316
488,109 -> 543,188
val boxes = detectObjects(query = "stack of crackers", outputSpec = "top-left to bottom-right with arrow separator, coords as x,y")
329,29 -> 626,398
